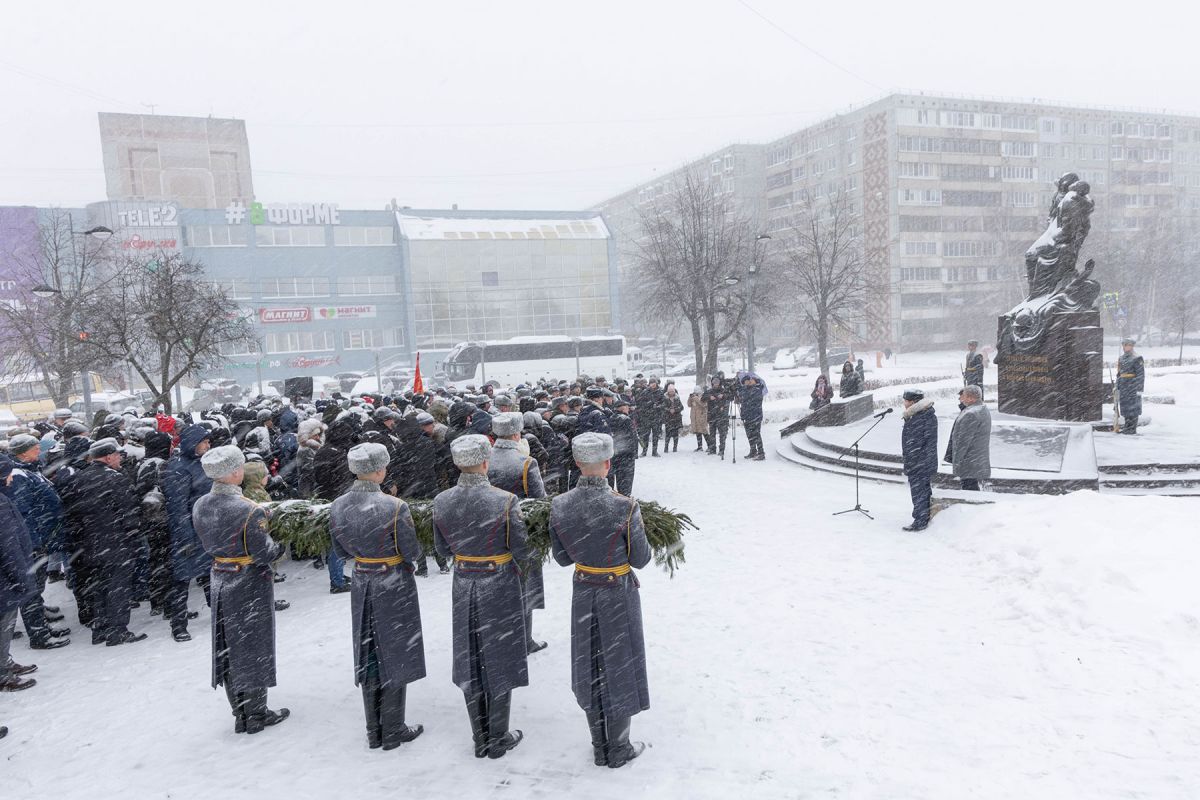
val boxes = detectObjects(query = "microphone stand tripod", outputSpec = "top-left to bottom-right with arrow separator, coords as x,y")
832,411 -> 891,519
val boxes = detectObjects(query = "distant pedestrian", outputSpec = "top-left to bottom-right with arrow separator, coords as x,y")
687,388 -> 710,452
900,389 -> 937,532
964,340 -> 984,397
810,375 -> 833,411
945,385 -> 990,490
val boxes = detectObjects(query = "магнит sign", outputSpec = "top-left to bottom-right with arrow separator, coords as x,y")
258,307 -> 312,324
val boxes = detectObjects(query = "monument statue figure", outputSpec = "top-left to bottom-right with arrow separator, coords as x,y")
997,172 -> 1101,356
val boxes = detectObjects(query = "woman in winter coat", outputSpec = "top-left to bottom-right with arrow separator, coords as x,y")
687,388 -> 710,451
662,385 -> 685,453
0,455 -> 37,693
810,375 -> 833,411
294,419 -> 325,500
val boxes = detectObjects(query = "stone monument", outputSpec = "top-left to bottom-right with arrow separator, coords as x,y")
995,172 -> 1104,421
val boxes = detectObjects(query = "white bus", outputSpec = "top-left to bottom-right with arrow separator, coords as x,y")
443,335 -> 627,388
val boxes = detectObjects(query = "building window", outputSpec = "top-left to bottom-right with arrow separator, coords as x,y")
1000,165 -> 1038,182
215,279 -> 254,300
1110,121 -> 1124,136
904,241 -> 938,256
943,190 -> 1000,207
1001,115 -> 1036,131
944,111 -> 976,128
481,271 -> 499,287
187,224 -> 247,247
260,277 -> 331,298
254,226 -> 326,247
944,241 -> 999,258
341,328 -> 405,350
333,226 -> 395,246
901,267 -> 942,281
1001,141 -> 1037,158
265,331 -> 335,354
723,154 -> 735,171
336,275 -> 399,296
1041,119 -> 1057,134
899,188 -> 942,206
899,215 -> 941,232
899,161 -> 936,179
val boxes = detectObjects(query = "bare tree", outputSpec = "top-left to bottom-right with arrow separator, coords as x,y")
81,252 -> 256,412
0,209 -> 116,407
779,188 -> 875,378
630,171 -> 773,379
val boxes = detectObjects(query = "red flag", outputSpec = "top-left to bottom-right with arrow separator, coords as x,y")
412,352 -> 424,394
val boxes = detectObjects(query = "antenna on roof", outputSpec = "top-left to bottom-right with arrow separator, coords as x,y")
141,103 -> 157,115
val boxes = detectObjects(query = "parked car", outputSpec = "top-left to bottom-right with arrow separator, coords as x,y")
797,347 -> 851,368
666,360 -> 696,377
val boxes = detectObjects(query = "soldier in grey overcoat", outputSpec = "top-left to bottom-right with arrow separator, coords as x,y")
192,445 -> 290,735
330,442 -> 426,751
433,434 -> 530,760
549,432 -> 651,769
486,412 -> 548,655
1117,337 -> 1145,434
945,384 -> 991,490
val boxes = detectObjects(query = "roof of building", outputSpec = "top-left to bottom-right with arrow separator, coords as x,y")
395,212 -> 609,240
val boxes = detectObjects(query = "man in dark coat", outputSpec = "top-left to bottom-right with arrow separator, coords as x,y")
135,431 -> 173,616
1117,338 -> 1145,434
62,438 -> 147,646
330,442 -> 425,750
702,376 -> 731,456
360,407 -> 402,495
549,432 -> 651,769
1,455 -> 38,694
433,434 -> 530,760
900,389 -> 938,531
46,425 -> 92,622
577,387 -> 611,436
192,445 -> 289,735
7,435 -> 69,649
609,398 -> 638,496
163,424 -> 213,640
314,414 -> 362,592
636,378 -> 665,457
737,374 -> 766,461
486,412 -> 548,654
964,340 -> 984,397
271,406 -> 300,490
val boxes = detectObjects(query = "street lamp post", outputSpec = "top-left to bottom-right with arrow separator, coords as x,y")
746,233 -> 771,373
31,223 -> 113,419
571,337 -> 581,380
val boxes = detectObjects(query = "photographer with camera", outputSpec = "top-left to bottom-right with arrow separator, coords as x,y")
737,374 -> 766,461
701,374 -> 733,457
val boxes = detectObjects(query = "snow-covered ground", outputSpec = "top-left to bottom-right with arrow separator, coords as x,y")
6,422 -> 1200,799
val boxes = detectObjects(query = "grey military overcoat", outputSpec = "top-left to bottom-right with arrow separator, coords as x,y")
432,472 -> 530,695
487,439 -> 547,611
550,475 -> 651,718
192,483 -> 282,691
330,481 -> 426,687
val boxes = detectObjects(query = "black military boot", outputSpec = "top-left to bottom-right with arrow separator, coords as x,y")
465,693 -> 490,758
225,684 -> 247,733
605,715 -> 645,768
244,689 -> 290,735
1123,416 -> 1138,434
362,679 -> 383,748
525,611 -> 547,654
380,685 -> 423,750
486,691 -> 523,759
585,709 -> 608,767
106,630 -> 148,646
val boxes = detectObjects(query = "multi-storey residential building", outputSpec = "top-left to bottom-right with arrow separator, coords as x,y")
598,93 -> 1200,349
592,143 -> 765,330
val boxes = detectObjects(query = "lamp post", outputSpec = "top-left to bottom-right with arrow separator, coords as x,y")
571,337 -> 582,380
747,233 -> 771,373
31,223 -> 113,419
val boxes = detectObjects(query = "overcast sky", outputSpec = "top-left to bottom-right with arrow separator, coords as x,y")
2,0 -> 1196,211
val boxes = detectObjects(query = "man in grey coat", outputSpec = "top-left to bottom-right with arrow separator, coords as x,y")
433,434 -> 530,760
193,445 -> 289,735
946,385 -> 991,491
486,412 -> 548,655
549,432 -> 651,769
330,442 -> 426,750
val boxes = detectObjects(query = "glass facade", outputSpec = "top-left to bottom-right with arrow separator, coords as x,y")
408,237 -> 613,349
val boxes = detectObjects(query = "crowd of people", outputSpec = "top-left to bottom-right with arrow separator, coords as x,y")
0,366 -> 769,752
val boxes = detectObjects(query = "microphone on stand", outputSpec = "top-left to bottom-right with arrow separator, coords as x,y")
873,407 -> 894,420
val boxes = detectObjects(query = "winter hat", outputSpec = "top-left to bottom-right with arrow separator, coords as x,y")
902,388 -> 925,401
62,420 -> 88,438
450,434 -> 491,469
522,411 -> 542,430
584,386 -> 604,399
490,412 -> 524,437
52,408 -> 73,420
88,438 -> 121,459
347,442 -> 390,476
415,412 -> 435,426
572,432 -> 614,464
8,434 -> 40,456
372,406 -> 396,423
201,445 -> 246,480
0,455 -> 14,481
